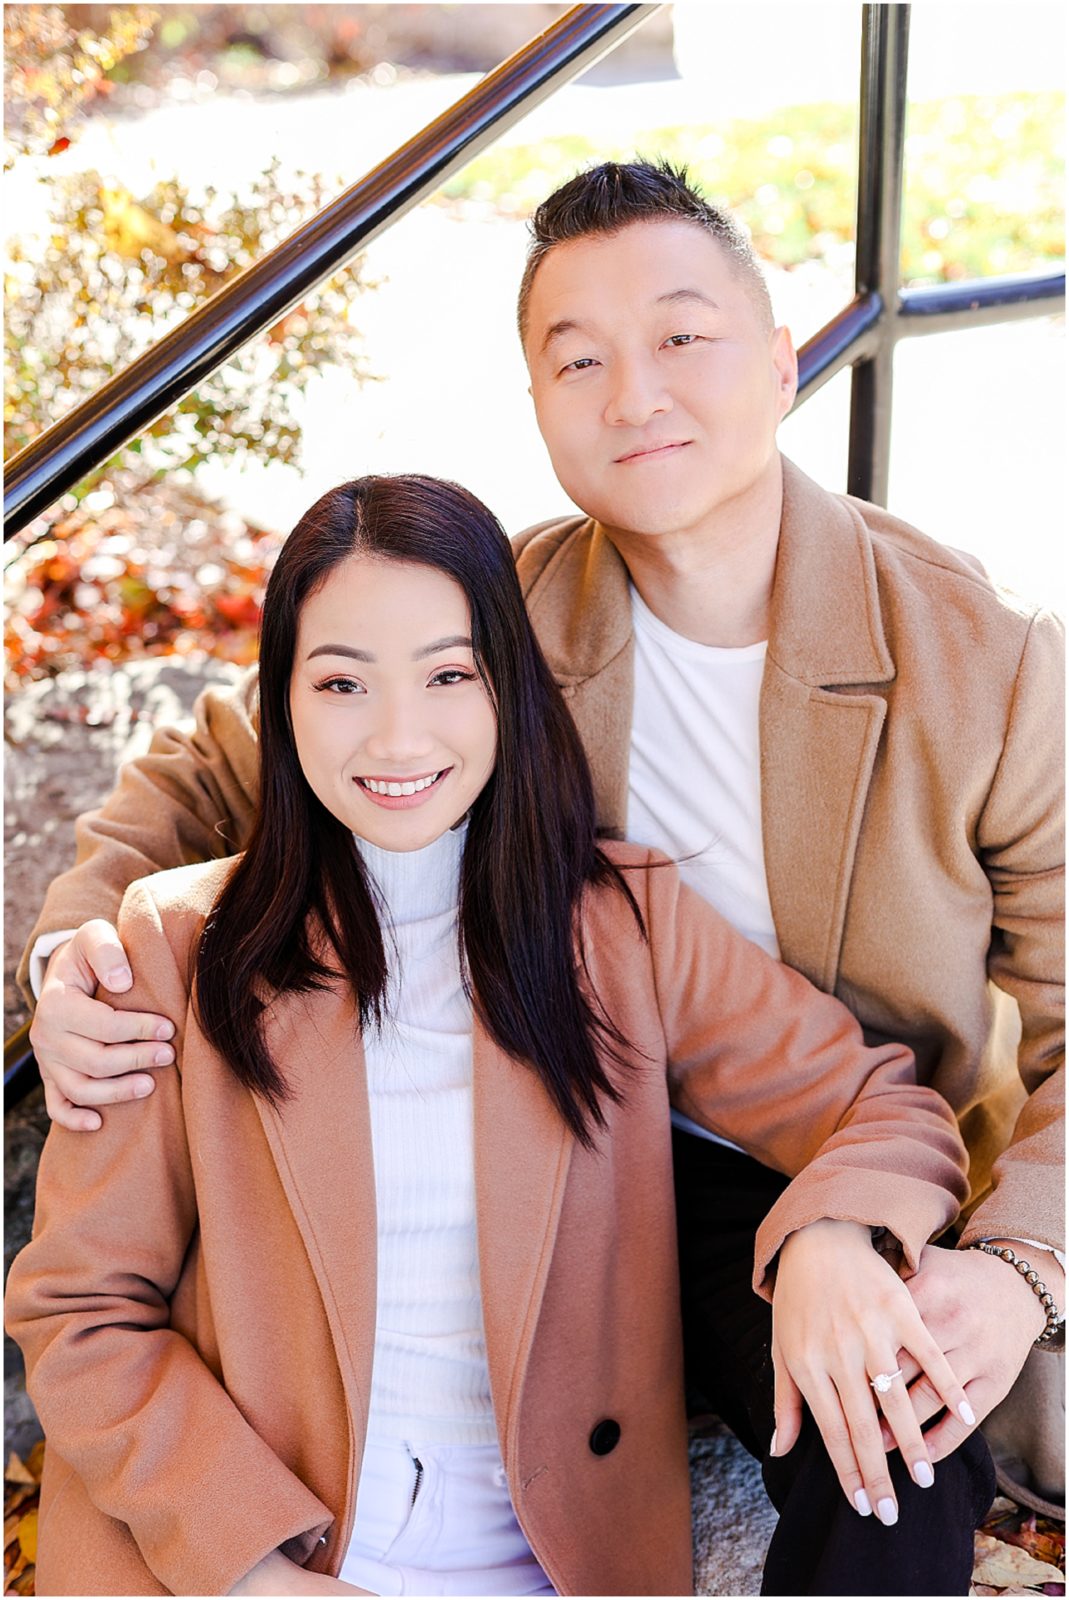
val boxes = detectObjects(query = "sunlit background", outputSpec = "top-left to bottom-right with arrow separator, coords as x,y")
4,3 -> 1065,687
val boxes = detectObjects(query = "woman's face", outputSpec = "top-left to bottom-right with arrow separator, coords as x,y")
289,555 -> 497,852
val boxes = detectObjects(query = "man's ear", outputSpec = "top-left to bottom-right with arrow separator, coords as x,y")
771,325 -> 799,421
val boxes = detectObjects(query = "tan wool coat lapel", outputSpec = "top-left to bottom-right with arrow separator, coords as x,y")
521,458 -> 896,991
760,461 -> 895,990
252,977 -> 576,1569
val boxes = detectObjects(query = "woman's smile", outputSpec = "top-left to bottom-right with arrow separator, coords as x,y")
354,768 -> 452,807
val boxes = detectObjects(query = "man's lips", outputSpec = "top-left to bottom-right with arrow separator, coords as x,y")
614,440 -> 692,464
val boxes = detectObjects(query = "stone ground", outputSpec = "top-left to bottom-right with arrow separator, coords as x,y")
3,661 -> 776,1594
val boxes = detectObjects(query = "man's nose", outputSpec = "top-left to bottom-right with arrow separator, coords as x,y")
604,356 -> 672,428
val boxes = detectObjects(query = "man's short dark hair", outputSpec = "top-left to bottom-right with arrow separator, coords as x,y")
518,158 -> 773,345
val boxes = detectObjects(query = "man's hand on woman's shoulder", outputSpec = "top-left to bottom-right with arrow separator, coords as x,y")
30,919 -> 176,1131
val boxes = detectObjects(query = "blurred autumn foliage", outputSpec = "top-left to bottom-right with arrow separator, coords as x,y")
4,5 -> 376,688
4,1444 -> 44,1596
3,5 -> 157,164
5,470 -> 285,686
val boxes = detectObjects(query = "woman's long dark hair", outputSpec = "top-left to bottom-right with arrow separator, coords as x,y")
194,475 -> 643,1146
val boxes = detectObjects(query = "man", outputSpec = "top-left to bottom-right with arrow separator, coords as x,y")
22,162 -> 1064,1595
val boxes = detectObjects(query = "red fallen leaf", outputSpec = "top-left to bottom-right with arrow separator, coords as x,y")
1004,1529 -> 1067,1569
47,136 -> 72,155
997,1513 -> 1066,1572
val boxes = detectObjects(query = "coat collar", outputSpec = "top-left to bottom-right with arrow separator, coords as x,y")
769,457 -> 895,687
524,454 -> 896,989
526,455 -> 895,692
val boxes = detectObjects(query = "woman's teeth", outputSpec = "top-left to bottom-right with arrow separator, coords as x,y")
361,772 -> 442,797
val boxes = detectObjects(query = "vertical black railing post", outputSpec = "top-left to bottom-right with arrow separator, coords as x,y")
848,3 -> 910,504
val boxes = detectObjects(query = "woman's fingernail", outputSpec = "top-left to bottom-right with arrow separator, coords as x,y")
854,1489 -> 873,1516
769,1429 -> 778,1456
959,1401 -> 977,1426
912,1459 -> 935,1488
877,1498 -> 899,1526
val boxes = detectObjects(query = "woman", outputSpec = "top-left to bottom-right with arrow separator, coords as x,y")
7,475 -> 972,1597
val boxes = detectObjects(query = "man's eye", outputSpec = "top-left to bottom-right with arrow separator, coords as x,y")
664,333 -> 701,348
314,676 -> 365,694
560,356 -> 598,374
429,668 -> 476,687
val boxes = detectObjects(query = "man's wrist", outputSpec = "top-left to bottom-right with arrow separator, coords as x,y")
967,1240 -> 1063,1346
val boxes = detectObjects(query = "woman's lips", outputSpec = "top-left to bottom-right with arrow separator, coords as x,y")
353,768 -> 451,810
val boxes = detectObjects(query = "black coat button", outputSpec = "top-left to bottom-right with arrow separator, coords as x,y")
589,1418 -> 621,1456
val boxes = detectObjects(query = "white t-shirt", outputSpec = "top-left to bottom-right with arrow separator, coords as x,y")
627,584 -> 778,1147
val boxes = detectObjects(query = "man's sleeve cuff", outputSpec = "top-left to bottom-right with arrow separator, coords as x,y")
28,929 -> 77,998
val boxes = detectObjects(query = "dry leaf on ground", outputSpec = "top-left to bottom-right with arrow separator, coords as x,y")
973,1531 -> 1064,1589
14,1513 -> 36,1567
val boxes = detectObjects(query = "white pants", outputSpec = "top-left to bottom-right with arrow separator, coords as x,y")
339,1436 -> 556,1596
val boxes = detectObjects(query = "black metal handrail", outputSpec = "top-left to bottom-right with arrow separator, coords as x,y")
3,3 -> 659,537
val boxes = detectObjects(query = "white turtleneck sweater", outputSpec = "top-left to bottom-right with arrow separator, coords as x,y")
354,822 -> 498,1448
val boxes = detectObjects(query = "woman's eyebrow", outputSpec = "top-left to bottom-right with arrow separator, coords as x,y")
305,636 -> 472,664
307,643 -> 374,662
413,635 -> 473,660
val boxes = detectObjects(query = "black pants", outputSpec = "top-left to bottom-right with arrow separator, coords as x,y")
673,1129 -> 997,1597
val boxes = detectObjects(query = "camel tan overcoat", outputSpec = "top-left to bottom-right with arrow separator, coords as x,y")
8,843 -> 968,1597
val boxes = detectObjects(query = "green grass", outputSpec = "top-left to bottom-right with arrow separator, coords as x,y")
438,92 -> 1064,285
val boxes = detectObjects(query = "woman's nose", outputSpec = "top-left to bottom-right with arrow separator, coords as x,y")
362,693 -> 435,765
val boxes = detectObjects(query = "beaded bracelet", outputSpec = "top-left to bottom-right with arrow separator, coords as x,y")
969,1243 -> 1063,1346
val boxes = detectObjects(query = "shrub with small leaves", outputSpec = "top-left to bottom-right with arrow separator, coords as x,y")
5,158 -> 376,487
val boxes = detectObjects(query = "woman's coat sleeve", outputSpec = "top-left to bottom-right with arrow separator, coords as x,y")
640,860 -> 970,1296
5,879 -> 332,1597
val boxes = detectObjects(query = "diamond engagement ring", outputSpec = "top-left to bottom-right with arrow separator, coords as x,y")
869,1369 -> 904,1395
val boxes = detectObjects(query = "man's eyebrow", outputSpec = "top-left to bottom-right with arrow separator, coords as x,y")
656,288 -> 721,311
540,318 -> 584,355
539,291 -> 719,354
305,636 -> 473,664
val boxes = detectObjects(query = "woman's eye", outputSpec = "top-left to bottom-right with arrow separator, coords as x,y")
314,675 -> 365,695
429,667 -> 476,687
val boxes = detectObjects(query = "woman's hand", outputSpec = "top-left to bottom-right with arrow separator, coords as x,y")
769,1219 -> 974,1525
228,1548 -> 372,1595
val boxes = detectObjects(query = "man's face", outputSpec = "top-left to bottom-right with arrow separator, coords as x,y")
524,220 -> 797,542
